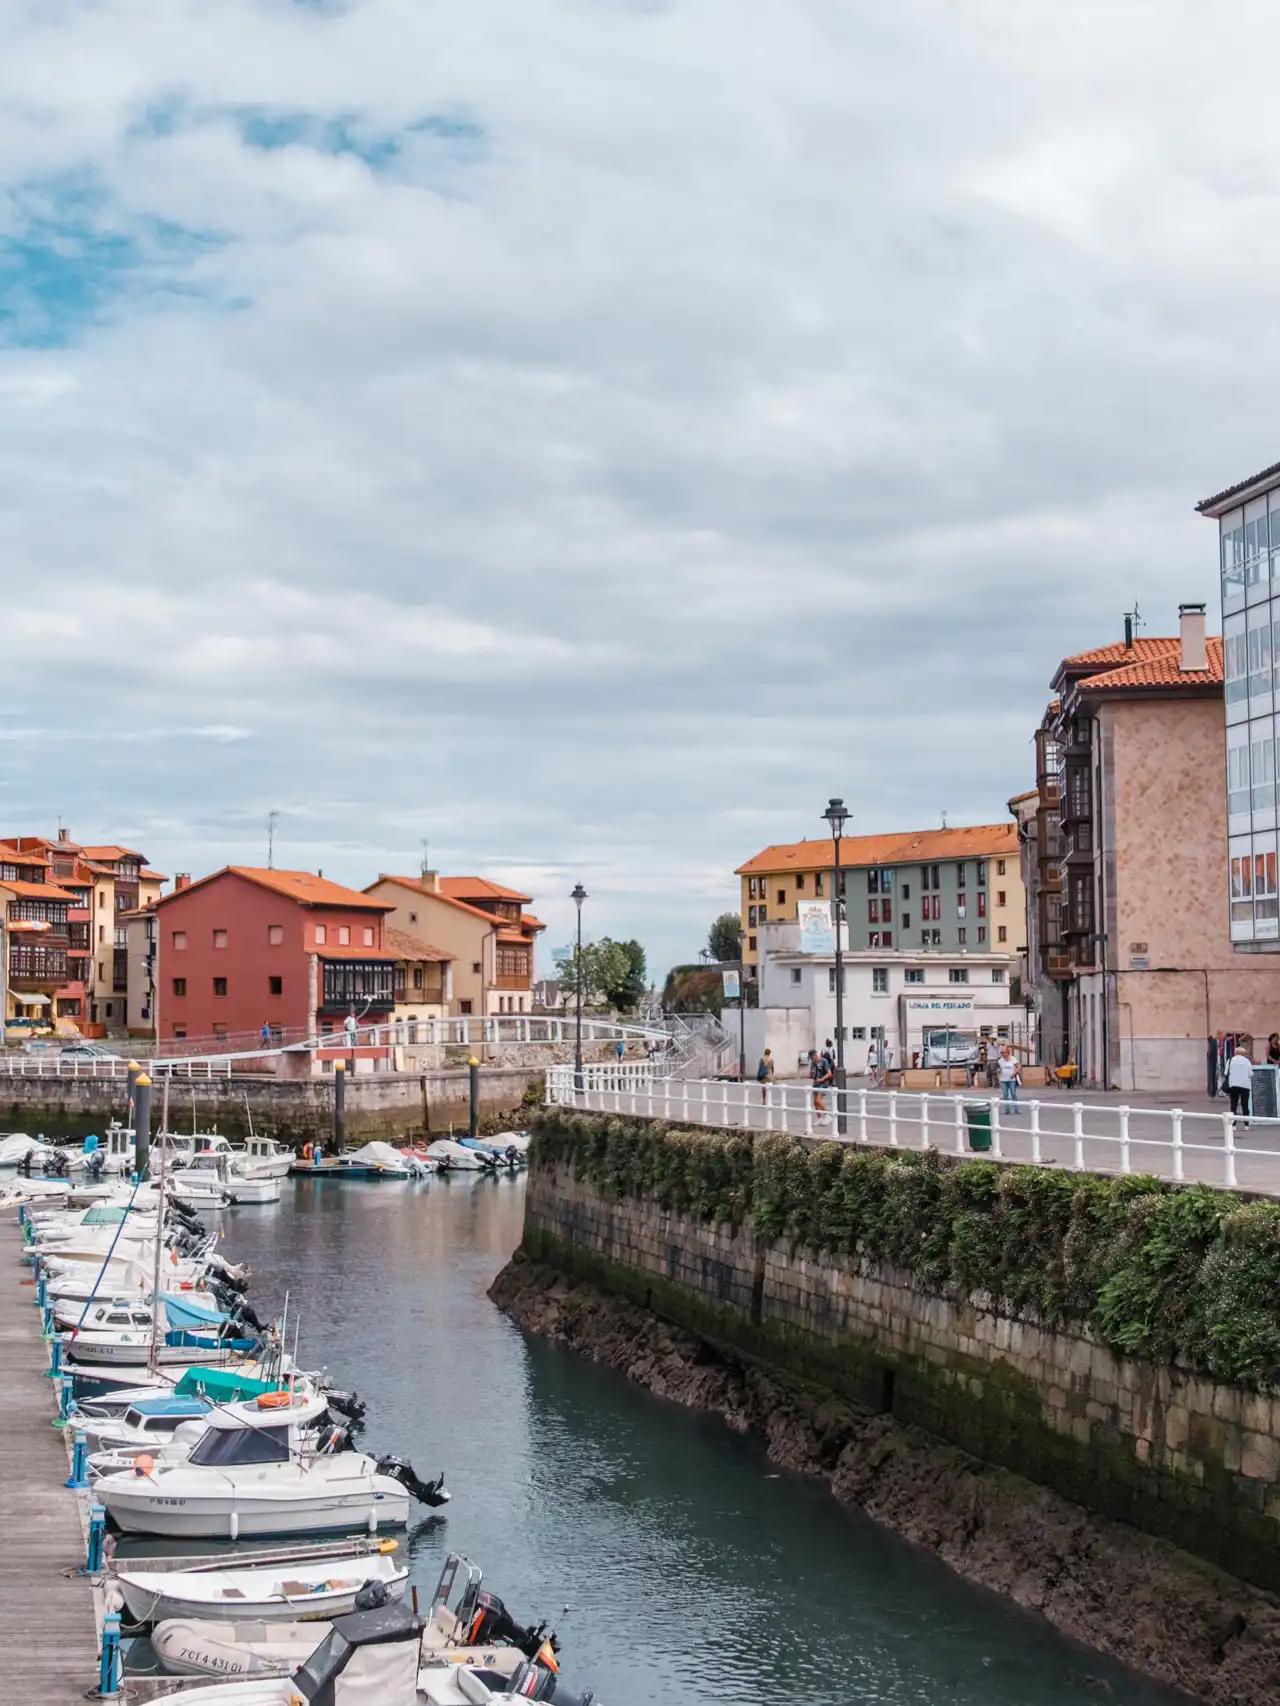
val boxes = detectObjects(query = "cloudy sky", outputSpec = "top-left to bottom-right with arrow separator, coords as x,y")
0,0 -> 1269,976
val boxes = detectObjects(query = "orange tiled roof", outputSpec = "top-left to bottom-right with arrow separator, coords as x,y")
518,912 -> 546,932
1077,635 -> 1223,693
156,867 -> 392,911
437,875 -> 533,904
384,926 -> 452,962
1060,637 -> 1191,670
0,879 -> 76,901
315,942 -> 399,961
737,822 -> 1020,878
80,845 -> 146,861
371,875 -> 507,927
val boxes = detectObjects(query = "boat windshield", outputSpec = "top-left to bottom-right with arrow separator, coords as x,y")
293,1626 -> 352,1701
187,1422 -> 290,1467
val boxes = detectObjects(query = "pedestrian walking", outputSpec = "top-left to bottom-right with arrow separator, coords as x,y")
866,1040 -> 880,1089
756,1048 -> 775,1103
1227,1048 -> 1254,1127
1268,1032 -> 1280,1066
614,1038 -> 625,1064
997,1044 -> 1021,1114
343,1010 -> 358,1052
809,1049 -> 832,1118
260,1020 -> 272,1050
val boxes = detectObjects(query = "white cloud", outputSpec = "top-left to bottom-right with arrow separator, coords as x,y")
0,0 -> 1265,973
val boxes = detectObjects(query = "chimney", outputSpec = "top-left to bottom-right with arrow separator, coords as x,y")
175,872 -> 191,892
1179,602 -> 1207,673
420,870 -> 440,894
1123,612 -> 1134,650
57,826 -> 69,843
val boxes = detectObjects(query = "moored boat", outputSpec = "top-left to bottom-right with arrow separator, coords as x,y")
113,1544 -> 408,1626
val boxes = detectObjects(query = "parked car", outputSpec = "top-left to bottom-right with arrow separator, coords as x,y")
58,1042 -> 122,1061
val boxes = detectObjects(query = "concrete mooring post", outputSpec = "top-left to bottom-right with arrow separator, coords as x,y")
333,1059 -> 346,1153
134,1073 -> 152,1179
126,1059 -> 141,1118
468,1055 -> 480,1139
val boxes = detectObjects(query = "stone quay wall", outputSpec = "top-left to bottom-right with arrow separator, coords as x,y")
0,1066 -> 540,1145
523,1156 -> 1280,1592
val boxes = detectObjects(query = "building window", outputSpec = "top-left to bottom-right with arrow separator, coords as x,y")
412,967 -> 423,990
978,927 -> 987,943
977,864 -> 986,886
872,967 -> 889,994
956,898 -> 966,919
827,967 -> 846,994
99,925 -> 105,944
901,882 -> 910,899
749,905 -> 758,927
758,906 -> 767,922
958,928 -> 967,944
172,977 -> 186,996
850,1026 -> 867,1041
213,929 -> 227,949
362,927 -> 374,947
868,898 -> 880,923
460,999 -> 473,1015
992,967 -> 1006,983
213,977 -> 228,996
790,968 -> 802,985
957,863 -> 966,888
902,912 -> 911,930
815,872 -> 824,895
748,935 -> 757,952
998,925 -> 1008,943
172,1025 -> 187,1040
268,925 -> 283,946
997,890 -> 1007,907
338,925 -> 351,946
977,892 -> 987,918
472,961 -> 482,974
315,925 -> 327,945
882,900 -> 892,923
172,930 -> 187,950
776,889 -> 785,906
213,1023 -> 227,1038
904,968 -> 924,984
996,859 -> 1006,877
409,911 -> 418,923
269,976 -> 283,996
949,968 -> 969,984
796,874 -> 805,891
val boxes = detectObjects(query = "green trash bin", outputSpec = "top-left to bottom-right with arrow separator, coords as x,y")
964,1102 -> 992,1152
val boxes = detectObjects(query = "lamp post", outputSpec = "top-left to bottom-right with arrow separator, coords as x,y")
823,797 -> 850,1132
571,883 -> 587,1094
735,925 -> 747,1082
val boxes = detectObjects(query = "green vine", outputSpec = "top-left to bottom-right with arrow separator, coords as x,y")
529,1109 -> 1280,1389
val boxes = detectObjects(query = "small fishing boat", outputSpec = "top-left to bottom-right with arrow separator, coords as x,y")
180,1153 -> 282,1205
73,1365 -> 292,1423
71,1393 -> 214,1459
425,1140 -> 491,1173
113,1543 -> 408,1626
291,1142 -> 422,1181
95,1397 -> 447,1537
0,1131 -> 40,1166
458,1138 -> 523,1170
236,1135 -> 295,1181
65,1348 -> 296,1401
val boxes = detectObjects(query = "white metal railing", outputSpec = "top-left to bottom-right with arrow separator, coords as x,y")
0,1055 -> 231,1081
545,1066 -> 1280,1197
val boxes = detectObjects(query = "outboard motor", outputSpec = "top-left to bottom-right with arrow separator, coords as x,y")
86,1151 -> 106,1180
463,1592 -> 559,1659
375,1455 -> 450,1508
327,1388 -> 366,1425
509,1662 -> 593,1704
234,1298 -> 266,1334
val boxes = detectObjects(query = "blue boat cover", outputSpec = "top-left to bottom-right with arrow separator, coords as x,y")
130,1395 -> 211,1417
160,1292 -> 230,1330
164,1331 -> 257,1352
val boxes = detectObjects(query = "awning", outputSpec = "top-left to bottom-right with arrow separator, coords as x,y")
17,993 -> 50,1008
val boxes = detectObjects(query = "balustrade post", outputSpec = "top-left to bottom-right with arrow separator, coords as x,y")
1223,1111 -> 1237,1190
920,1092 -> 930,1150
953,1096 -> 965,1154
1118,1105 -> 1131,1175
859,1086 -> 868,1143
802,1083 -> 814,1139
1170,1109 -> 1184,1182
888,1090 -> 899,1147
990,1097 -> 1002,1158
1029,1100 -> 1042,1166
1072,1101 -> 1085,1171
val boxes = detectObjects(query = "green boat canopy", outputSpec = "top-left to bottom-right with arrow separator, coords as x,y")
173,1367 -> 281,1402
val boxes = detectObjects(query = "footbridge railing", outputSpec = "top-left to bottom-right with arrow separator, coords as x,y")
546,1065 -> 1280,1197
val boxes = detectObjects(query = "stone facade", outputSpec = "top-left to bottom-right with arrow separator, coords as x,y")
524,1157 -> 1280,1590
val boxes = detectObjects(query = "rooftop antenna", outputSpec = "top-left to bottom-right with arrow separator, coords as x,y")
267,809 -> 280,869
941,809 -> 948,829
421,839 -> 431,879
1123,601 -> 1143,650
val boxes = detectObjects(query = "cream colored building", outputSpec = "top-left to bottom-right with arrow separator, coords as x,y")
363,872 -> 542,1017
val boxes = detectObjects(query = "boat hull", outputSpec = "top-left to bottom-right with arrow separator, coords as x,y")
120,1562 -> 408,1625
102,1479 -> 411,1539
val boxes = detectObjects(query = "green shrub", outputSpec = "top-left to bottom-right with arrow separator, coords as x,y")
528,1109 -> 1280,1389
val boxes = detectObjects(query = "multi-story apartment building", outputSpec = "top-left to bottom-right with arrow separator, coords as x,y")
363,872 -> 543,1016
153,867 -> 396,1046
736,824 -> 1024,970
0,831 -> 166,1029
1197,459 -> 1280,953
0,841 -> 74,1028
1022,606 -> 1274,1090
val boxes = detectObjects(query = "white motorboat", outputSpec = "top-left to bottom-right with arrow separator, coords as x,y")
114,1544 -> 408,1626
139,1602 -> 582,1706
89,1385 -> 333,1476
0,1131 -> 41,1166
60,1296 -> 255,1368
71,1393 -> 214,1458
425,1140 -> 488,1172
489,1130 -> 530,1155
65,1349 -> 295,1401
236,1135 -> 295,1180
95,1398 -> 448,1537
179,1153 -> 281,1205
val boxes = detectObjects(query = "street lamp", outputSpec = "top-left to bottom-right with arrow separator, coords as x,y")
571,883 -> 587,1093
734,924 -> 747,1082
823,797 -> 850,1132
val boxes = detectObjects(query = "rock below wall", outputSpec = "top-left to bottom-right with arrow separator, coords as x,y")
490,1252 -> 1280,1706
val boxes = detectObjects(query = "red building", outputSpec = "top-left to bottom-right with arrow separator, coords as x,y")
153,867 -> 395,1047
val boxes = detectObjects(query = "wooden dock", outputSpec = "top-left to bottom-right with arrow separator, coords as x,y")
0,1213 -> 99,1705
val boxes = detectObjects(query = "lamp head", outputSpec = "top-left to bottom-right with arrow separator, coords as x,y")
571,883 -> 587,910
822,797 -> 850,838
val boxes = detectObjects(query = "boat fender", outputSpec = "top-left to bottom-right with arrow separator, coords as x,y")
133,1453 -> 155,1478
256,1391 -> 296,1410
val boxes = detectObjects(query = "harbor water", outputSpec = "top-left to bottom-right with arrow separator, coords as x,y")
143,1174 -> 1181,1706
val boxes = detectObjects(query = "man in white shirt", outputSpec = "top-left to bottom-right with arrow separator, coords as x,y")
1227,1049 -> 1254,1127
997,1044 -> 1021,1114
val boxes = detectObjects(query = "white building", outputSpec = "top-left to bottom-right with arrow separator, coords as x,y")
737,921 -> 1020,1075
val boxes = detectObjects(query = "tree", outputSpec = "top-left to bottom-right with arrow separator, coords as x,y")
707,911 -> 743,964
559,937 -> 640,1010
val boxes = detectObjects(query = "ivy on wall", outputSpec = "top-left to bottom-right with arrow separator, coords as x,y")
530,1110 -> 1280,1388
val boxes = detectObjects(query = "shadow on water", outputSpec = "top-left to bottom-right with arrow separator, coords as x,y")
124,1174 -> 1183,1706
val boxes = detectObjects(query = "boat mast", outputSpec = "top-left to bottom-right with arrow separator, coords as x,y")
149,1078 -> 170,1374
